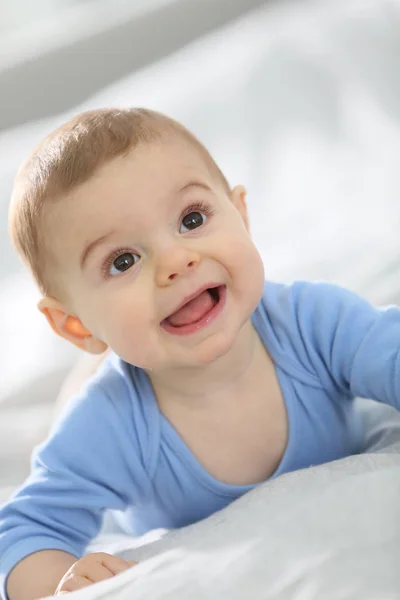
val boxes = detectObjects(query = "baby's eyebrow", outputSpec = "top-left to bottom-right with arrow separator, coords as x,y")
179,181 -> 212,194
80,231 -> 115,269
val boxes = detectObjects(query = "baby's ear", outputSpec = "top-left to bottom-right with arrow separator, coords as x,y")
37,297 -> 108,354
231,185 -> 250,231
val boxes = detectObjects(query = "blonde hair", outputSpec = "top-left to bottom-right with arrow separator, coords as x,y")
9,107 -> 229,296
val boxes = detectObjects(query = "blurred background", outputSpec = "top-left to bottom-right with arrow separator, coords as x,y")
1,0 -> 400,498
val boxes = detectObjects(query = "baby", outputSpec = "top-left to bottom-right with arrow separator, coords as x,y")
2,107 -> 400,600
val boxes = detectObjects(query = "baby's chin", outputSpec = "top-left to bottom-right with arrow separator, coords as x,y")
177,326 -> 251,369
121,338 -> 231,372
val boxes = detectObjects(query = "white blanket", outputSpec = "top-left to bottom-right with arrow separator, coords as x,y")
42,402 -> 400,600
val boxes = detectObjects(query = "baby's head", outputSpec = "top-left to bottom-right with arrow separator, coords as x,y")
9,108 -> 264,370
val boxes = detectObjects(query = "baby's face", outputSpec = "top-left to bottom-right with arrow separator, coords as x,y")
48,139 -> 265,369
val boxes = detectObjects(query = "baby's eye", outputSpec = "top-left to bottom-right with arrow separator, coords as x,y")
109,252 -> 140,276
180,211 -> 207,233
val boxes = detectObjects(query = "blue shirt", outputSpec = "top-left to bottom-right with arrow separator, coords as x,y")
2,280 -> 400,597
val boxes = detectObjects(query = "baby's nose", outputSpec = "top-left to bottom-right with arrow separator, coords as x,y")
155,248 -> 200,286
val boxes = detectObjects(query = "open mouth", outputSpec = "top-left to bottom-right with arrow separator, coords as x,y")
208,286 -> 220,302
161,284 -> 226,335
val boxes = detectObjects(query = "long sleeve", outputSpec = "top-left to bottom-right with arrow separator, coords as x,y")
0,359 -> 150,599
280,281 -> 400,407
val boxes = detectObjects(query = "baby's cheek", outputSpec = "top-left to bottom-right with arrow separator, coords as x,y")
234,242 -> 265,305
229,236 -> 263,274
109,316 -> 156,367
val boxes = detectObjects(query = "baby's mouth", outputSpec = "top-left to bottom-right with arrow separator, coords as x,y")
162,286 -> 222,329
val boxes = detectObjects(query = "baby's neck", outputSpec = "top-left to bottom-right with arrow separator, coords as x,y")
148,320 -> 268,409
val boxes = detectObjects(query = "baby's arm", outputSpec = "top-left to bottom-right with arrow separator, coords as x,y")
7,550 -> 77,600
0,362 -> 148,600
287,282 -> 400,407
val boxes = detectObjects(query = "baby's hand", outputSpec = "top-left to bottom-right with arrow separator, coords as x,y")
55,552 -> 137,594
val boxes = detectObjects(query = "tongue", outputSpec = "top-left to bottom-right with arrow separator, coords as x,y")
167,290 -> 215,327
